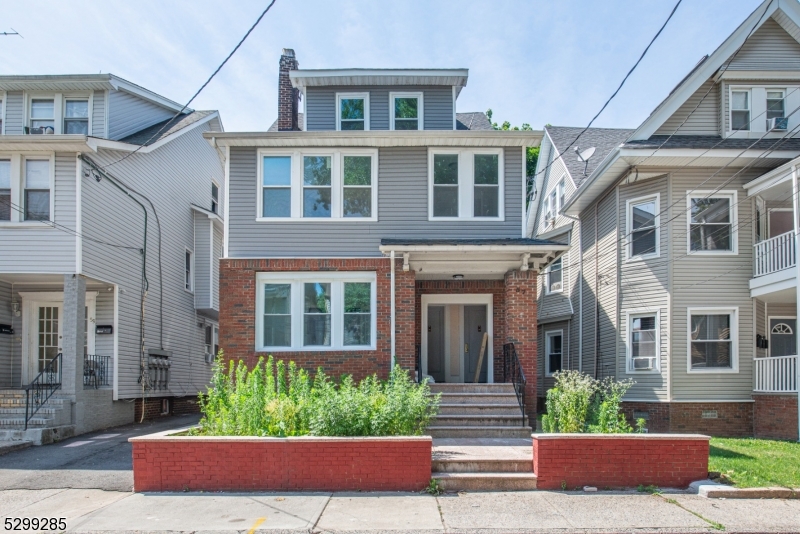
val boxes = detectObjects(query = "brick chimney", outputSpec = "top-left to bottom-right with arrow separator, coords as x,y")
278,48 -> 300,131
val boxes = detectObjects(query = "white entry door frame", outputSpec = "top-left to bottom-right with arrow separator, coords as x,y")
421,293 -> 494,383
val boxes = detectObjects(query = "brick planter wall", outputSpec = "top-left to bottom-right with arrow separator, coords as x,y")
219,258 -> 415,381
533,434 -> 709,490
754,394 -> 799,441
131,431 -> 432,492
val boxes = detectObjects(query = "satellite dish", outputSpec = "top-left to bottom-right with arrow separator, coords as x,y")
574,146 -> 597,176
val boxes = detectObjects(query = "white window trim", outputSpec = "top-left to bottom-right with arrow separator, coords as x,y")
625,309 -> 661,374
626,193 -> 660,261
544,257 -> 564,295
256,148 -> 379,222
0,152 -> 56,226
0,92 -> 5,135
686,190 -> 738,255
427,148 -> 505,221
211,179 -> 220,214
389,91 -> 424,131
557,178 -> 565,213
24,91 -> 92,135
545,329 -> 563,377
335,92 -> 370,131
686,306 -> 739,374
728,86 -> 752,135
184,248 -> 194,293
255,271 -> 377,352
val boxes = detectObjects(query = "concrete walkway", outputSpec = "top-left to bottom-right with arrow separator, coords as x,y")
2,487 -> 800,532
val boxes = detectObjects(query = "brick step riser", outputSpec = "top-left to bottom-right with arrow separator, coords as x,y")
432,459 -> 532,473
427,427 -> 533,439
433,474 -> 538,492
433,417 -> 528,427
433,394 -> 519,405
428,384 -> 516,394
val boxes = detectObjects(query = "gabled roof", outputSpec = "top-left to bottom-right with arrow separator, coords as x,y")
120,111 -> 216,146
631,0 -> 800,141
546,126 -> 634,187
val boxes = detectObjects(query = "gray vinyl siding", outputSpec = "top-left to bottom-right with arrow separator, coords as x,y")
228,146 -> 524,257
725,18 -> 800,71
654,80 -> 720,136
107,90 -> 174,140
212,225 -> 222,310
595,191 -> 618,380
538,231 -> 573,323
670,168 -> 757,402
305,86 -> 454,131
0,280 -> 12,387
617,176 -> 669,401
81,122 -> 223,398
579,205 -> 597,378
755,298 -> 767,361
94,290 -> 114,359
568,223 -> 583,374
92,90 -> 106,137
0,153 -> 77,273
193,213 -> 211,309
535,151 -> 576,235
4,91 -> 23,135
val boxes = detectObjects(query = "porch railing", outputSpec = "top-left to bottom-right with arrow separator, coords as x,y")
754,355 -> 798,393
84,354 -> 112,389
24,352 -> 62,430
754,231 -> 796,277
502,343 -> 527,425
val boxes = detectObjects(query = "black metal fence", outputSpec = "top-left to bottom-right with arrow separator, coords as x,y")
84,354 -> 112,389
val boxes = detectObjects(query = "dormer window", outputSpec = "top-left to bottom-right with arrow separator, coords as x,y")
391,92 -> 422,130
337,93 -> 369,131
64,99 -> 89,135
30,99 -> 55,133
767,90 -> 785,128
731,91 -> 750,131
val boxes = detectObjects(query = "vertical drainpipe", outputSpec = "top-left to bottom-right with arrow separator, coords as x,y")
792,165 -> 800,442
390,250 -> 396,373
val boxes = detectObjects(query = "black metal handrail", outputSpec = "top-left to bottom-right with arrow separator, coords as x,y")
503,343 -> 526,426
84,354 -> 111,389
415,344 -> 422,384
24,353 -> 62,430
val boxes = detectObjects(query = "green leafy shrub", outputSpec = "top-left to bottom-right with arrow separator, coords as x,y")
541,370 -> 635,434
193,353 -> 439,437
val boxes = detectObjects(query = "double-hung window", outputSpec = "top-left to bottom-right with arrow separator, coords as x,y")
390,92 -> 422,130
63,99 -> 89,134
30,99 -> 55,133
545,331 -> 563,376
429,149 -> 504,220
731,90 -> 750,131
557,179 -> 565,211
688,308 -> 737,372
628,313 -> 658,372
688,192 -> 736,253
546,258 -> 563,294
257,272 -> 377,351
0,98 -> 4,133
337,93 -> 369,130
766,90 -> 785,129
627,194 -> 659,259
0,160 -> 10,221
258,150 -> 377,220
24,159 -> 51,221
0,155 -> 54,223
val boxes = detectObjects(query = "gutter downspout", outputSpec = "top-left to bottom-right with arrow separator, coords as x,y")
390,250 -> 396,374
793,164 -> 800,442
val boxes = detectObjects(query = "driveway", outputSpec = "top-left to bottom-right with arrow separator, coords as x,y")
0,414 -> 200,492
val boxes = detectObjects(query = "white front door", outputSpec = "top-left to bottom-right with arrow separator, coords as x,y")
28,302 -> 63,381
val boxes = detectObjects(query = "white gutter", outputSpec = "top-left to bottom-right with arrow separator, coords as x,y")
390,250 -> 396,373
378,244 -> 568,253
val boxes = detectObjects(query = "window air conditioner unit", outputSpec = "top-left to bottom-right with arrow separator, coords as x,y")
632,357 -> 656,370
768,117 -> 788,131
204,352 -> 215,364
549,281 -> 562,292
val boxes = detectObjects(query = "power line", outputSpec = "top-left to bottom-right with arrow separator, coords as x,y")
100,0 -> 278,169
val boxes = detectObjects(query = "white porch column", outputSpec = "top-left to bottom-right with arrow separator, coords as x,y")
792,164 -> 800,442
61,274 -> 85,401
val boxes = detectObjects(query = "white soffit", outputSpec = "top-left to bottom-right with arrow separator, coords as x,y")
289,69 -> 469,91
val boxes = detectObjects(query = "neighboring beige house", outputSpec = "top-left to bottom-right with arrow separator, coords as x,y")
528,0 -> 800,440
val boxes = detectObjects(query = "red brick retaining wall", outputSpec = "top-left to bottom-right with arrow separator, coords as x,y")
533,434 -> 709,490
219,258 -> 415,381
754,394 -> 799,441
131,432 -> 432,492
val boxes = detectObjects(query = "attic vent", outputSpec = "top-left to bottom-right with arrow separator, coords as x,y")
701,410 -> 718,419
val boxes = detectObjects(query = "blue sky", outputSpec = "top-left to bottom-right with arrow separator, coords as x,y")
2,0 -> 764,132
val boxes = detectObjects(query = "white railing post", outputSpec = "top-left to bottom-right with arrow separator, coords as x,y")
753,231 -> 797,277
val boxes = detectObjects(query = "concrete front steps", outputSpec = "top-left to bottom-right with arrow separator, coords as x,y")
432,456 -> 537,491
0,389 -> 74,445
427,383 -> 533,439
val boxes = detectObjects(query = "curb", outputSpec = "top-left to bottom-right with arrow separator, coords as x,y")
690,480 -> 800,499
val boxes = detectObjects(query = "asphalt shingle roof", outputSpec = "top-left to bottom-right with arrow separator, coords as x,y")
120,111 -> 215,146
380,237 -> 566,246
546,126 -> 633,186
624,135 -> 800,151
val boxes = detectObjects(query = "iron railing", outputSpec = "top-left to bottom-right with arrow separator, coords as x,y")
84,354 -> 112,389
415,344 -> 422,384
24,352 -> 62,430
503,343 -> 527,425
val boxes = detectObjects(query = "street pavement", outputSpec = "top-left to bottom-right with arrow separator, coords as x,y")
2,416 -> 800,533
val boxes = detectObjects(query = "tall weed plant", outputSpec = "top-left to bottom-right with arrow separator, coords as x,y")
194,353 -> 440,437
541,370 -> 637,433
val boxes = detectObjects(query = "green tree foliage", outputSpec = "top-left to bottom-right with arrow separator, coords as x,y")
486,109 -> 539,203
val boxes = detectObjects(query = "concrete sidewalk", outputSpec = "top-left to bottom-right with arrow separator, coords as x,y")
2,488 -> 800,533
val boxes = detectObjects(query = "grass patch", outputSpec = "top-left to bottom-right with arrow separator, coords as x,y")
709,438 -> 800,488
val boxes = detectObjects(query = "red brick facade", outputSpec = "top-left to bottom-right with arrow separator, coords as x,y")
277,49 -> 300,131
533,435 -> 709,490
132,435 -> 432,492
134,396 -> 201,422
621,401 -> 754,437
220,259 -> 538,389
754,394 -> 799,441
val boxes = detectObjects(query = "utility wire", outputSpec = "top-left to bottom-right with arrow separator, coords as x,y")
100,0 -> 278,169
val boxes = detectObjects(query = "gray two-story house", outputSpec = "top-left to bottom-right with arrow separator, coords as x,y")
529,0 -> 800,440
211,50 -> 567,438
0,75 -> 224,443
